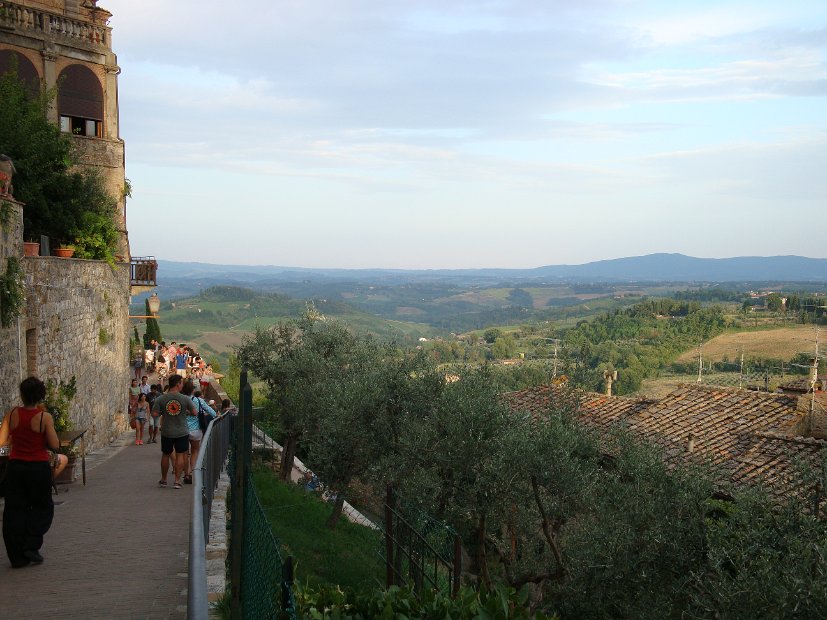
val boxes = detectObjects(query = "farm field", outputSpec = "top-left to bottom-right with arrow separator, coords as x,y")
638,373 -> 786,399
675,324 -> 819,363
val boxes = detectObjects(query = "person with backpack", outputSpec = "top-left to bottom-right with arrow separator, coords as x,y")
180,381 -> 215,484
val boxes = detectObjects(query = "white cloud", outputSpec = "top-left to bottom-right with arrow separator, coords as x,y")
102,0 -> 827,267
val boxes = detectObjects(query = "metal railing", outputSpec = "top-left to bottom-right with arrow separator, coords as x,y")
384,486 -> 461,597
187,411 -> 233,620
130,256 -> 158,286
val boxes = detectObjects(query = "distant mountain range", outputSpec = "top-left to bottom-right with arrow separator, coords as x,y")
157,254 -> 827,286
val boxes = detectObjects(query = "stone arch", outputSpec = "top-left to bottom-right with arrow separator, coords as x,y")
0,49 -> 41,96
57,63 -> 103,137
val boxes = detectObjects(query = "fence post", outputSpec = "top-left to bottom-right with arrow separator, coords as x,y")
385,485 -> 394,588
282,556 -> 294,611
230,369 -> 250,619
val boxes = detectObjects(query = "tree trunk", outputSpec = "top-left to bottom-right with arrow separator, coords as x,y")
477,514 -> 491,589
326,494 -> 346,529
280,435 -> 297,481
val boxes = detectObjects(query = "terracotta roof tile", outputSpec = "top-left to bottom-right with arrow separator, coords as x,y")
731,432 -> 827,503
504,383 -> 819,500
626,384 -> 802,472
502,384 -> 656,431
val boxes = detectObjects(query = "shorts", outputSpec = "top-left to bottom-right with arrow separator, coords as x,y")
189,429 -> 203,442
176,368 -> 188,378
160,435 -> 189,455
148,416 -> 160,429
135,416 -> 146,425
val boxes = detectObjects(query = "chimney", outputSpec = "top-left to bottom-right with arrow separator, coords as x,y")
603,369 -> 618,397
686,432 -> 696,454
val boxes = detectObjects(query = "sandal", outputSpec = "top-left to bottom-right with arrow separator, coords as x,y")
158,480 -> 167,487
173,481 -> 182,489
184,475 -> 192,484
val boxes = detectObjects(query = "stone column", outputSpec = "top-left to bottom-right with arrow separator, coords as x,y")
41,49 -> 58,123
104,63 -> 120,140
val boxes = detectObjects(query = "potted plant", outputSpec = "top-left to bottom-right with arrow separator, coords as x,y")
23,239 -> 39,256
44,377 -> 79,482
45,376 -> 77,433
54,444 -> 80,484
54,244 -> 75,258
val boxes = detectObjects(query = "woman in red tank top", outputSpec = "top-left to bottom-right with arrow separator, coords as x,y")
0,377 -> 65,568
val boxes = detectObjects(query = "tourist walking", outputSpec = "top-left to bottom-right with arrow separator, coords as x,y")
151,374 -> 196,489
175,347 -> 188,378
180,381 -> 215,484
0,377 -> 68,568
134,393 -> 149,445
132,351 -> 144,382
146,384 -> 161,443
128,378 -> 140,417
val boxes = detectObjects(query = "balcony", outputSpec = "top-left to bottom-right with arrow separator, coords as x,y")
130,256 -> 157,294
0,1 -> 110,50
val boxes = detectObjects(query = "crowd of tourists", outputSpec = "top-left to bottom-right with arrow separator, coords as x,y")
134,339 -> 215,390
129,340 -> 235,489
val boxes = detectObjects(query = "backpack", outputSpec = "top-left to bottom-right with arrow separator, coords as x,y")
195,398 -> 209,432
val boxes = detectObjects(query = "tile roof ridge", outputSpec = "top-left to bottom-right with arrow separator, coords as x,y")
754,431 -> 827,446
674,382 -> 795,401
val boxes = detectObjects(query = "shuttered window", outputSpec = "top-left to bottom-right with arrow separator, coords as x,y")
58,64 -> 103,120
58,64 -> 103,137
0,50 -> 40,96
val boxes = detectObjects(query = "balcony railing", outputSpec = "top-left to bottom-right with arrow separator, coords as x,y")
130,256 -> 158,287
0,2 -> 109,49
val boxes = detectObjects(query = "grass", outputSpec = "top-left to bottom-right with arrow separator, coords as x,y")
674,324 -> 819,363
252,465 -> 385,591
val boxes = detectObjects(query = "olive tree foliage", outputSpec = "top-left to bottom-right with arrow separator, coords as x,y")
237,312 -> 359,482
238,312 -> 441,528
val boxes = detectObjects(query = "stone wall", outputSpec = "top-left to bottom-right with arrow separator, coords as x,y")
0,199 -> 25,411
21,256 -> 132,449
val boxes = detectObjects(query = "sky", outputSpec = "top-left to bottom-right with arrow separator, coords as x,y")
105,0 -> 827,269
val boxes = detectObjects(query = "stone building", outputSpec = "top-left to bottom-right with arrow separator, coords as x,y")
0,0 -> 128,256
0,1 -> 153,451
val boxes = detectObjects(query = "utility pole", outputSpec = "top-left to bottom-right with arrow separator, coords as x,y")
552,340 -> 558,379
697,342 -> 703,383
739,350 -> 745,390
809,328 -> 820,435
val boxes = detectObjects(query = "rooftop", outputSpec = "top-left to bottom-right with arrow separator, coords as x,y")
506,382 -> 823,502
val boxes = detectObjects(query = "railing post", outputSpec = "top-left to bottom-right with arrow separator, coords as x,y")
230,369 -> 250,619
385,485 -> 394,588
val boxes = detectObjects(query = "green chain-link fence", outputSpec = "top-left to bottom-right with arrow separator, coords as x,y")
228,378 -> 298,620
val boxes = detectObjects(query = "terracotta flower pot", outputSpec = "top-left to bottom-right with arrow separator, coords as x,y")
54,247 -> 75,258
23,241 -> 39,257
54,455 -> 77,484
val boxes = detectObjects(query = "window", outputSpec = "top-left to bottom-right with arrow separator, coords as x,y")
59,115 -> 102,137
0,50 -> 41,97
57,64 -> 104,138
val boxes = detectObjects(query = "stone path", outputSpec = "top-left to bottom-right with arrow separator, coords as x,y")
0,432 -> 192,619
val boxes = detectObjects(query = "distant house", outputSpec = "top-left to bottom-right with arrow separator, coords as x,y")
504,382 -> 827,503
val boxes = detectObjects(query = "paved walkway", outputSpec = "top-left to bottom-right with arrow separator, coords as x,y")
0,432 -> 192,619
